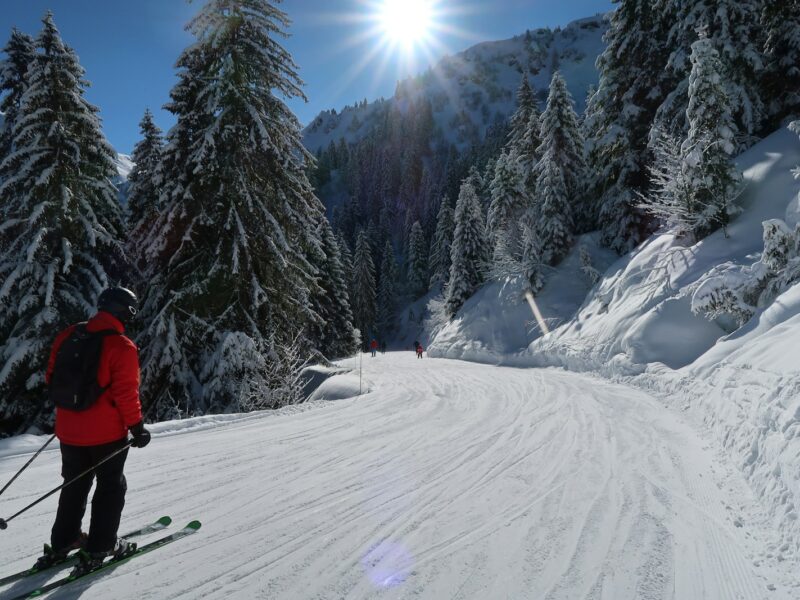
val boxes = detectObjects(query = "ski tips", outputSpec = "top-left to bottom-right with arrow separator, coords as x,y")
186,520 -> 201,530
157,516 -> 172,526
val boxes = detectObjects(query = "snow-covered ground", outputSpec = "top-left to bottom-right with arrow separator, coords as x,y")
427,125 -> 800,564
1,354 -> 796,598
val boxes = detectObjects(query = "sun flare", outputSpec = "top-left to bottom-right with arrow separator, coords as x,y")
379,0 -> 433,48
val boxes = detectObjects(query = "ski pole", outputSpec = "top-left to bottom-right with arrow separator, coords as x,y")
0,434 -> 57,500
0,441 -> 132,531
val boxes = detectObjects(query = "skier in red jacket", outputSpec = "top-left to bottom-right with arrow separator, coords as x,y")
35,287 -> 151,575
370,339 -> 378,357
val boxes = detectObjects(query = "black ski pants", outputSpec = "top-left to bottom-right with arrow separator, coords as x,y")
51,437 -> 129,553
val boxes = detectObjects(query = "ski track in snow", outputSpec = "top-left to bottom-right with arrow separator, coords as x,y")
0,354 -> 792,599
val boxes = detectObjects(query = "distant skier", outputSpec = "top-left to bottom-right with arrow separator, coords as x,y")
370,339 -> 378,357
413,340 -> 420,353
416,345 -> 424,359
380,341 -> 387,354
35,287 -> 152,576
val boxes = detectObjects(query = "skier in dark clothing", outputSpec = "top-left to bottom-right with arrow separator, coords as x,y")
35,287 -> 151,576
413,340 -> 420,352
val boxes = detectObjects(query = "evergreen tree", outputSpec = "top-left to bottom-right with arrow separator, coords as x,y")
534,153 -> 573,264
0,13 -> 126,434
126,109 -> 164,262
337,232 -> 355,288
518,103 -> 543,190
407,220 -> 429,298
376,240 -> 398,340
677,32 -> 741,238
446,180 -> 486,316
586,0 -> 670,252
487,151 -> 525,249
520,217 -> 546,294
309,219 -> 357,359
0,28 -> 35,163
656,0 -> 765,146
138,0 -> 327,416
429,198 -> 455,289
761,0 -> 800,124
507,76 -> 535,152
533,71 -> 589,232
351,230 -> 377,341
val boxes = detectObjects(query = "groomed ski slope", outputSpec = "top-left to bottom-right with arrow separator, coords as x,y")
0,354 -> 793,599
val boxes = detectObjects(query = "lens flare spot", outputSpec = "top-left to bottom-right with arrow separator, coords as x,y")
361,540 -> 413,588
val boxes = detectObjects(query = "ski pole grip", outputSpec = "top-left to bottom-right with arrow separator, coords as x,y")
0,518 -> 8,530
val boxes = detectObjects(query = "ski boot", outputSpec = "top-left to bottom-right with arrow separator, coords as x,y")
32,532 -> 88,570
70,538 -> 137,577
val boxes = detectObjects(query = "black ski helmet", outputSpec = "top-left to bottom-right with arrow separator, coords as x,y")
97,287 -> 138,323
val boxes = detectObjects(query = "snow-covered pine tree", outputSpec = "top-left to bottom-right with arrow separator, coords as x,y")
429,198 -> 454,289
376,240 -> 398,340
678,31 -> 741,239
126,109 -> 163,266
407,220 -> 429,298
533,71 -> 590,235
351,229 -> 377,341
761,0 -> 800,124
0,28 -> 35,164
520,217 -> 545,294
337,233 -> 355,288
656,0 -> 765,148
506,76 -> 535,153
0,13 -> 127,434
308,218 -> 357,360
579,245 -> 601,285
138,0 -> 327,417
445,180 -> 487,317
486,151 -> 525,252
534,151 -> 574,264
518,103 -> 543,191
585,0 -> 670,253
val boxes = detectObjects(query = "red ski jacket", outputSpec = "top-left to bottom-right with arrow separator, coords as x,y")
46,311 -> 143,446
370,340 -> 378,350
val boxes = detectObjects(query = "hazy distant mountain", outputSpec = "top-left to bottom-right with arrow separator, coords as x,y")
302,15 -> 608,154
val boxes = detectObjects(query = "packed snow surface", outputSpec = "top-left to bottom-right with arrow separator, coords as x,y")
0,354 -> 794,599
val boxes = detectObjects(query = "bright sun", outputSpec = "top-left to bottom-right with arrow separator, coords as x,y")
379,0 -> 433,48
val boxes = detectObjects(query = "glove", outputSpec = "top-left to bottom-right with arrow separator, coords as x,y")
129,420 -> 151,448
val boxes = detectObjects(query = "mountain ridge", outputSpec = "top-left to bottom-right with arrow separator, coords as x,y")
302,13 -> 609,155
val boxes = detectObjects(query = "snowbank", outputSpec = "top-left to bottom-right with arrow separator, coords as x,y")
308,370 -> 367,402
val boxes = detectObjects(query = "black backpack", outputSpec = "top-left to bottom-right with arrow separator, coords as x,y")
49,323 -> 120,411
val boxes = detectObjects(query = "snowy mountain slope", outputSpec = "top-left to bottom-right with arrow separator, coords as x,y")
527,127 -> 800,374
0,354 -> 795,598
429,232 -> 618,362
302,15 -> 608,154
426,126 -> 800,563
113,152 -> 133,205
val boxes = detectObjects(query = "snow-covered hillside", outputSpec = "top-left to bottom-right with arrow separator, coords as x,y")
302,15 -> 608,154
1,354 -> 796,598
113,153 -> 133,205
428,125 -> 800,563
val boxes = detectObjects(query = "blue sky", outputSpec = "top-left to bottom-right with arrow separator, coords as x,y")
0,0 -> 614,154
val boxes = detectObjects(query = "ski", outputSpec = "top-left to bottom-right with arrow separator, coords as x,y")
17,520 -> 201,599
0,516 -> 171,588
